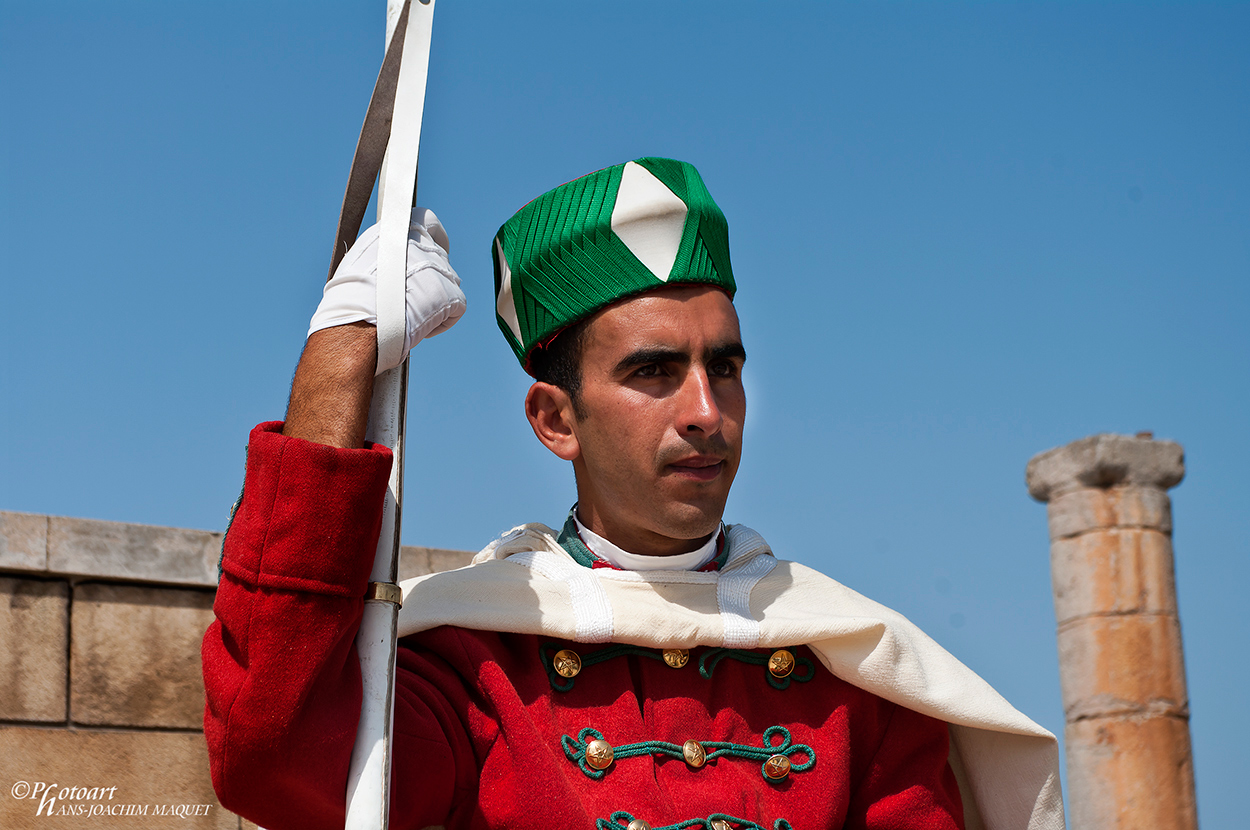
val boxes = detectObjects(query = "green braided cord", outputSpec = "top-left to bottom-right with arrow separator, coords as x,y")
540,643 -> 669,692
596,812 -> 793,830
563,726 -> 814,781
697,649 -> 816,690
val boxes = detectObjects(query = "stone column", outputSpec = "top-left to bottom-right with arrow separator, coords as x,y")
1026,433 -> 1196,830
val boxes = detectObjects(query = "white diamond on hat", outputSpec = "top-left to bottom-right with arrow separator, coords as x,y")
495,238 -> 522,341
610,161 -> 688,282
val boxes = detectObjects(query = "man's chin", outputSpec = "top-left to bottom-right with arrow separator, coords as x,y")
652,501 -> 728,542
660,477 -> 733,522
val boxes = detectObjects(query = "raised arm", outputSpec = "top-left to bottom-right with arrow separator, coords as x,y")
285,206 -> 463,449
284,322 -> 377,449
203,208 -> 466,829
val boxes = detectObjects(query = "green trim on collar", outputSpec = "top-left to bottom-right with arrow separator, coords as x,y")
707,536 -> 730,571
556,509 -> 599,568
556,506 -> 729,572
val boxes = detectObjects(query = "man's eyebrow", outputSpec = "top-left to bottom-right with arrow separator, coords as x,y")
612,342 -> 747,375
612,348 -> 687,375
708,342 -> 747,363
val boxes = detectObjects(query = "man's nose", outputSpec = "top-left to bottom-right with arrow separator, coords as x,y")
677,367 -> 723,435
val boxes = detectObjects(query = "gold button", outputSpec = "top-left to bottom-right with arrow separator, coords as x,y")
763,754 -> 791,780
553,649 -> 581,678
682,739 -> 707,768
710,821 -> 732,830
662,648 -> 689,668
585,739 -> 615,770
767,649 -> 795,678
627,820 -> 652,830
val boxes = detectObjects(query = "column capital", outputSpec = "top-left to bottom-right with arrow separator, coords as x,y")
1027,433 -> 1184,502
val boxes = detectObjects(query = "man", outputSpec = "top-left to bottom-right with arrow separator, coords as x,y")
203,159 -> 1063,830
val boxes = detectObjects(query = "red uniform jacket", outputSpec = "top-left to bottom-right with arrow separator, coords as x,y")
202,423 -> 964,830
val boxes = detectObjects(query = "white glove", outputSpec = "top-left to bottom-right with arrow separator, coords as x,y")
308,207 -> 467,375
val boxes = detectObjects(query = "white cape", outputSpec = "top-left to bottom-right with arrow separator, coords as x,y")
398,523 -> 1065,830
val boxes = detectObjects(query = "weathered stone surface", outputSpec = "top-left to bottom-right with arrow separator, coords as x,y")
1065,716 -> 1197,830
1026,433 -> 1184,502
1049,529 -> 1177,622
398,545 -> 475,582
9,510 -> 474,589
0,511 -> 49,571
1056,614 -> 1188,720
47,516 -> 222,587
0,726 -> 239,829
1045,486 -> 1172,540
0,578 -> 68,722
1030,434 -> 1197,830
71,584 -> 215,729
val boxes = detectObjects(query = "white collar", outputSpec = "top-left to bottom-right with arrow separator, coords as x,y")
573,511 -> 720,571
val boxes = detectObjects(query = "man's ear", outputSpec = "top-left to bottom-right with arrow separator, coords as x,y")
525,382 -> 581,461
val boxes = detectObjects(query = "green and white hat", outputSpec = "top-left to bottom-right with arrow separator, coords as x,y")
492,157 -> 735,371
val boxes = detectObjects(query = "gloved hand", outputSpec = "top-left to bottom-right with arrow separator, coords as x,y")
308,207 -> 466,375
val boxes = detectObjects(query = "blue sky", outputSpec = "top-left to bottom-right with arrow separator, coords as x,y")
3,2 -> 1247,825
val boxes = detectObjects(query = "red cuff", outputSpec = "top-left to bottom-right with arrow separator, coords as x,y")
219,421 -> 394,597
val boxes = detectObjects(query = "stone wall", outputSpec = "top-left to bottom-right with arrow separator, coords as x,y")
0,510 -> 473,830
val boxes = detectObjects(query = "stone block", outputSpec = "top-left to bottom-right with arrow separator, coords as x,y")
0,511 -> 49,571
47,516 -> 221,587
0,726 -> 239,829
71,584 -> 215,729
1045,486 -> 1172,540
1064,716 -> 1197,830
1027,433 -> 1184,502
1056,614 -> 1188,720
398,545 -> 475,582
0,578 -> 68,722
1049,529 -> 1177,622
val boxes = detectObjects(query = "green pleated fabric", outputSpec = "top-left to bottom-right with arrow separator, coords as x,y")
492,157 -> 736,370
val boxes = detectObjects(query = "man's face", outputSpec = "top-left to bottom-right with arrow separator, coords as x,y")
567,285 -> 746,554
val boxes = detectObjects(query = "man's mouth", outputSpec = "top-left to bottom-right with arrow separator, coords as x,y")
667,455 -> 725,481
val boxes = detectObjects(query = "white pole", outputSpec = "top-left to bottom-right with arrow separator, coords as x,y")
344,2 -> 435,828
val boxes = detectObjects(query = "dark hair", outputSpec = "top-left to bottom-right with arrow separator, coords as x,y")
528,317 -> 591,419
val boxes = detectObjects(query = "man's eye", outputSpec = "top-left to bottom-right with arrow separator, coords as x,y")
635,364 -> 661,378
710,361 -> 738,378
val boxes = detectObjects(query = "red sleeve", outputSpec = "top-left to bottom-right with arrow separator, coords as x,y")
201,422 -> 465,830
846,702 -> 965,830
